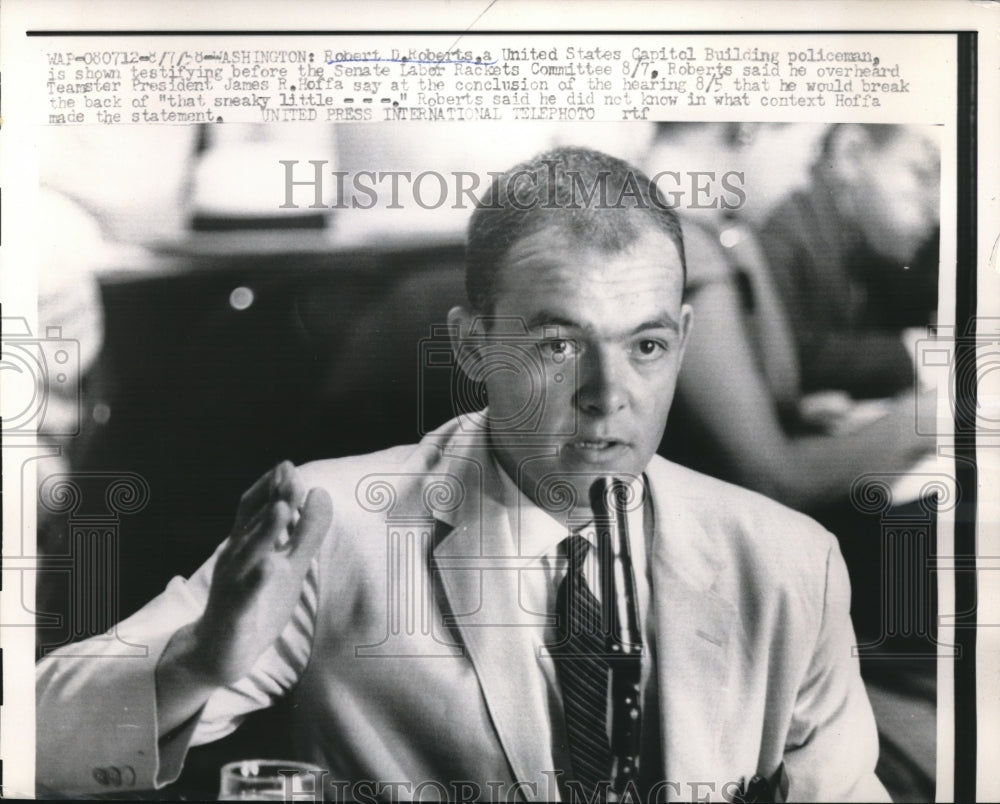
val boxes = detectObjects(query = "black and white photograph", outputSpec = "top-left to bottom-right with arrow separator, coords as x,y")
2,4 -> 996,802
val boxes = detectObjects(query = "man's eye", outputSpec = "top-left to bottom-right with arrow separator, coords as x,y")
633,339 -> 667,359
540,339 -> 576,358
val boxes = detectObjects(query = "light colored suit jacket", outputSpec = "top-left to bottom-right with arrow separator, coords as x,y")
36,413 -> 889,801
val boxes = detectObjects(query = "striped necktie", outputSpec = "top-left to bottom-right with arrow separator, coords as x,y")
553,533 -> 612,796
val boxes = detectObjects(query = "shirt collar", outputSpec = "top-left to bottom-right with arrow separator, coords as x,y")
492,458 -> 646,560
493,458 -> 570,559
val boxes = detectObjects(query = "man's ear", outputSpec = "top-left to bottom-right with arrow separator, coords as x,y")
676,302 -> 695,367
447,305 -> 481,375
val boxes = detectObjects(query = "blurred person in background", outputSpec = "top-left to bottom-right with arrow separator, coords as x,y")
646,122 -> 932,515
646,122 -> 939,803
760,123 -> 940,400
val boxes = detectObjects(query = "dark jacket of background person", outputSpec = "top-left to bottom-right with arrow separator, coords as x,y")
661,213 -> 928,514
759,167 -> 937,399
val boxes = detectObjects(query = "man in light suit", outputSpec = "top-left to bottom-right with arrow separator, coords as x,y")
36,147 -> 889,802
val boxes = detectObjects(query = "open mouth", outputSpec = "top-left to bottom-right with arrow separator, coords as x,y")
565,439 -> 629,460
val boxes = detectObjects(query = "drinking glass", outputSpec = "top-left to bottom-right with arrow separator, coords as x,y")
218,759 -> 326,801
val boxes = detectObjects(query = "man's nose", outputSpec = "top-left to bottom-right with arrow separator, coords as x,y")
575,348 -> 628,415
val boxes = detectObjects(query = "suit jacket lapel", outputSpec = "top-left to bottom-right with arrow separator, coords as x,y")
429,431 -> 556,794
645,460 -> 738,790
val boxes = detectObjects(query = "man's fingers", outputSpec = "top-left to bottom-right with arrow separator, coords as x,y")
289,488 -> 333,563
235,462 -> 288,524
234,461 -> 302,530
226,480 -> 329,582
239,499 -> 296,566
283,468 -> 308,513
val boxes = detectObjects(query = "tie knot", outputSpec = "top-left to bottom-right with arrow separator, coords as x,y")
562,533 -> 592,574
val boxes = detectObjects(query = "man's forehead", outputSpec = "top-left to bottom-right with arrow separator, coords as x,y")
496,226 -> 683,292
487,227 -> 684,336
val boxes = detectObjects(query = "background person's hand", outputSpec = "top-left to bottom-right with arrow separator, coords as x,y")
797,390 -> 856,433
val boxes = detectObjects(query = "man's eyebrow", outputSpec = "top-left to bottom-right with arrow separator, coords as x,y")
525,312 -> 581,331
631,316 -> 680,334
524,312 -> 680,334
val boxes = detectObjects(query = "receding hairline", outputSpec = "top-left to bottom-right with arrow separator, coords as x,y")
480,220 -> 687,314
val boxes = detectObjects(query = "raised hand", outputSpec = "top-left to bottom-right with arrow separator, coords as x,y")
193,461 -> 332,685
155,462 -> 332,735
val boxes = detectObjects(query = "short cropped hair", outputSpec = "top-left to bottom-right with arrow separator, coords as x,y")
465,146 -> 686,312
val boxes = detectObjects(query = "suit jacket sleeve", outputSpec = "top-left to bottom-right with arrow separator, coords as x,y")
780,542 -> 890,802
36,541 -> 317,797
